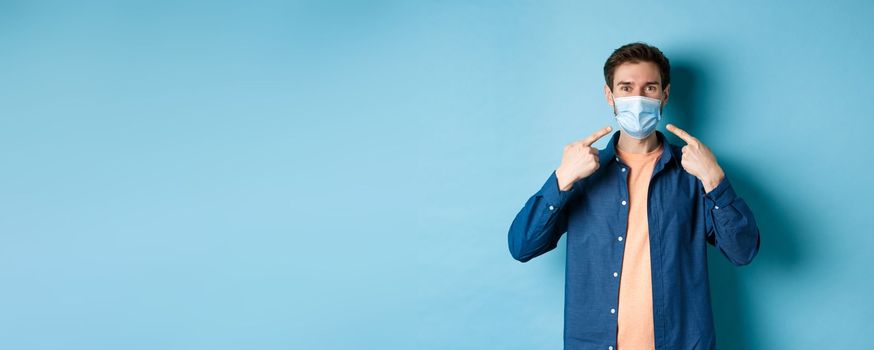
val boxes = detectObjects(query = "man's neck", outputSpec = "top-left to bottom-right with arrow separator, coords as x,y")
616,131 -> 661,154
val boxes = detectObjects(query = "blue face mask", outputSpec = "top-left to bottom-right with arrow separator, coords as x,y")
612,95 -> 663,139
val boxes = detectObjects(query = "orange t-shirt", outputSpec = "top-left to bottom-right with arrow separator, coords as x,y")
615,142 -> 663,349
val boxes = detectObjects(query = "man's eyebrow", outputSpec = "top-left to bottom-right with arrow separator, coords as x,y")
616,80 -> 660,85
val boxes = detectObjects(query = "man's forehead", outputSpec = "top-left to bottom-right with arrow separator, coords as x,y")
614,62 -> 661,84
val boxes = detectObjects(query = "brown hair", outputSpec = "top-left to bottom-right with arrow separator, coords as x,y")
603,42 -> 670,91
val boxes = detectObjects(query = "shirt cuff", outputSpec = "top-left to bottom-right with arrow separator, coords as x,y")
703,175 -> 738,209
540,170 -> 578,211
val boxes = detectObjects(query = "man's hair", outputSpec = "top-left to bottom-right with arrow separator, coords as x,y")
603,42 -> 671,91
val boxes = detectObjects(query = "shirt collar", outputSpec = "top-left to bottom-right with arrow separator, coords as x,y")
600,130 -> 680,170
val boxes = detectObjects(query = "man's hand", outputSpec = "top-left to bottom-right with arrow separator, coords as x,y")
666,123 -> 725,193
555,126 -> 612,191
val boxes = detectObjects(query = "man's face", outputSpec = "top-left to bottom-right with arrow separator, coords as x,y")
605,61 -> 670,113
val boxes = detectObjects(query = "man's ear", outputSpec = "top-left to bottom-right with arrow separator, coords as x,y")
604,84 -> 614,107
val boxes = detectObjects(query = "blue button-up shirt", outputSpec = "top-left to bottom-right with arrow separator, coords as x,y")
508,130 -> 760,350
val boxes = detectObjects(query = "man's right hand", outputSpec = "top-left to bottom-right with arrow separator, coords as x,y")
555,126 -> 612,191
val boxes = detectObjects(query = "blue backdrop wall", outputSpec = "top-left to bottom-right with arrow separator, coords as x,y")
2,1 -> 872,349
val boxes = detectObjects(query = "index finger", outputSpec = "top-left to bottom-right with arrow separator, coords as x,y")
666,123 -> 698,144
581,126 -> 613,147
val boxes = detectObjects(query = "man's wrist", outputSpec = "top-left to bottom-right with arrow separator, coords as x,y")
702,167 -> 725,193
555,169 -> 575,191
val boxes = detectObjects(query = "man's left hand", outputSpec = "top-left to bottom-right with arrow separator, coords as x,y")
666,123 -> 725,193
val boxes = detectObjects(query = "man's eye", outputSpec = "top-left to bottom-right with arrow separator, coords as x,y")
646,86 -> 656,91
622,87 -> 631,91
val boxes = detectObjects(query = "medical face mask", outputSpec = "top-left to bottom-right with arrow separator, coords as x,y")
612,95 -> 663,139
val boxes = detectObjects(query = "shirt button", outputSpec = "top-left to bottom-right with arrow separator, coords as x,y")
715,205 -> 720,210
621,200 -> 627,206
548,205 -> 555,211
618,236 -> 623,241
610,308 -> 616,314
615,157 -> 619,161
613,272 -> 618,277
621,167 -> 626,172
609,347 -> 614,350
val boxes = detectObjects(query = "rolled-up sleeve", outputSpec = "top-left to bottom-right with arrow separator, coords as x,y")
703,176 -> 761,266
508,170 -> 579,262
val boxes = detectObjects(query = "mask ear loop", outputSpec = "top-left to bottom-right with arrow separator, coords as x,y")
609,91 -> 619,117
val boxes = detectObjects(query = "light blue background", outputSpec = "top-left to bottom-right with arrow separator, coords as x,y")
1,1 -> 872,349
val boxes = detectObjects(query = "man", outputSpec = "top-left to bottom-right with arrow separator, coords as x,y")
507,42 -> 760,350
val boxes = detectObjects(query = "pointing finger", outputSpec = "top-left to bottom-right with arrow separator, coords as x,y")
581,126 -> 613,147
666,123 -> 699,145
